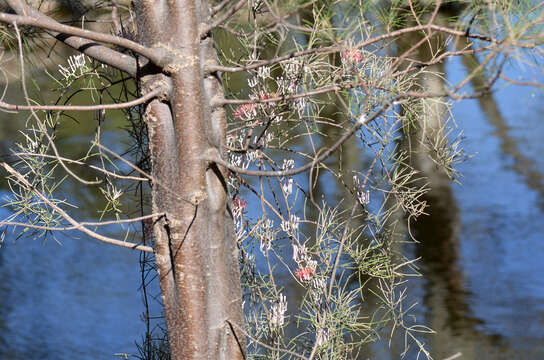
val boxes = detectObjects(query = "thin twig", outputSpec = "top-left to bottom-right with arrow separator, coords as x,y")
1,162 -> 154,252
13,22 -> 101,186
206,24 -> 496,74
442,352 -> 462,360
0,212 -> 165,231
0,11 -> 169,68
0,87 -> 163,112
226,320 -> 309,360
11,152 -> 149,182
203,100 -> 393,177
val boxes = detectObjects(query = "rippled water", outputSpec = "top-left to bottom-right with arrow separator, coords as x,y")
1,39 -> 543,360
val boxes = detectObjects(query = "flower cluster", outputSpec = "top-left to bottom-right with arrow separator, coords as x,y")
234,103 -> 257,121
232,196 -> 247,242
282,178 -> 293,196
281,214 -> 299,237
293,243 -> 318,283
258,219 -> 275,252
353,175 -> 370,205
295,264 -> 316,281
316,329 -> 330,347
268,293 -> 287,329
341,49 -> 363,64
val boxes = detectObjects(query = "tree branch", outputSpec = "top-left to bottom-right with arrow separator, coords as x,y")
4,0 -> 139,76
202,100 -> 391,177
205,24 -> 496,74
0,87 -> 163,112
1,162 -> 154,252
0,11 -> 172,69
0,213 -> 165,232
200,0 -> 246,39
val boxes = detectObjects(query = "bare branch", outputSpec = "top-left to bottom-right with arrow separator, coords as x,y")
1,162 -> 154,252
0,11 -> 171,68
0,212 -> 165,231
201,0 -> 246,38
4,0 -> 139,76
0,87 -> 163,112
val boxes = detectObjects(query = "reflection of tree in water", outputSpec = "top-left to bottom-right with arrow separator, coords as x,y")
457,36 -> 544,211
389,3 -> 544,357
393,2 -> 483,333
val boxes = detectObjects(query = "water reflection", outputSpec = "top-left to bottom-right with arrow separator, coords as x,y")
0,72 -> 153,359
1,3 -> 544,359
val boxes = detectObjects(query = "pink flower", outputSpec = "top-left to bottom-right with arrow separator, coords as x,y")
342,49 -> 363,63
234,104 -> 257,120
233,197 -> 247,210
295,266 -> 315,281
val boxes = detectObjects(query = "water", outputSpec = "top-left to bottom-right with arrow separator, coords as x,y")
0,226 -> 148,359
1,31 -> 544,360
399,55 -> 544,359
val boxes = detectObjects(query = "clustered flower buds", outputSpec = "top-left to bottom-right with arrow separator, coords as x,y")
234,103 -> 257,121
341,49 -> 363,64
295,264 -> 316,281
293,243 -> 318,282
353,175 -> 370,205
268,293 -> 287,329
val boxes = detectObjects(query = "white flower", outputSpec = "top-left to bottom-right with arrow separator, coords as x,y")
316,329 -> 330,347
294,97 -> 307,114
282,178 -> 293,196
257,66 -> 270,79
293,244 -> 308,263
248,76 -> 258,88
259,219 -> 275,252
358,190 -> 370,205
353,175 -> 370,205
357,112 -> 366,125
311,276 -> 326,290
58,54 -> 89,80
281,215 -> 299,236
290,214 -> 299,230
268,294 -> 287,328
282,159 -> 295,171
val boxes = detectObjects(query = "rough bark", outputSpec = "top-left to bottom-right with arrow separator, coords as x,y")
135,1 -> 244,359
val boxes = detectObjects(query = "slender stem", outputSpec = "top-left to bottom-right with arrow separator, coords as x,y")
0,213 -> 165,231
203,101 -> 392,177
206,24 -> 495,74
0,88 -> 163,112
0,12 -> 170,68
1,162 -> 154,252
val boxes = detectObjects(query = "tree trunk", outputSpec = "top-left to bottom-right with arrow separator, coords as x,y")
134,2 -> 244,359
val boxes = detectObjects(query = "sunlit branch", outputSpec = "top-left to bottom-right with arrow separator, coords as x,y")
216,82 -> 361,106
0,87 -> 163,112
452,46 -> 503,93
1,162 -> 154,252
0,11 -> 170,69
210,0 -> 233,17
206,24 -> 496,74
11,152 -> 150,182
201,0 -> 246,38
499,74 -> 544,88
0,213 -> 165,232
203,100 -> 392,177
4,0 -> 138,76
